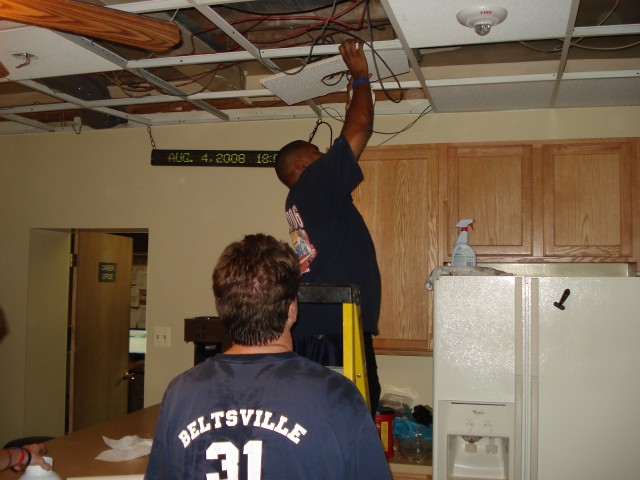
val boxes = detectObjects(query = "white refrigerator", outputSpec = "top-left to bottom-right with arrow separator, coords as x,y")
432,274 -> 640,480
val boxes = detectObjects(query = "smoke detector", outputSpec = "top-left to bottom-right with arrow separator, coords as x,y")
456,6 -> 508,36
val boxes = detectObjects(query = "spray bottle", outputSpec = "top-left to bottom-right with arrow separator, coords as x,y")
450,219 -> 476,267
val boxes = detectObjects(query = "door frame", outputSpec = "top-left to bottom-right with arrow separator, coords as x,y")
24,228 -> 148,435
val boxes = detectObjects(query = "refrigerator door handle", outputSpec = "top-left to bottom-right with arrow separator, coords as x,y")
528,278 -> 540,480
553,288 -> 571,310
515,278 -> 524,480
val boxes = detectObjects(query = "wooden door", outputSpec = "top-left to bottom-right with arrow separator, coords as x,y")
70,232 -> 132,431
442,144 -> 534,260
354,145 -> 439,354
541,139 -> 635,260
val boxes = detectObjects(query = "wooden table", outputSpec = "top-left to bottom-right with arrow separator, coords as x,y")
0,405 -> 160,480
2,403 -> 432,479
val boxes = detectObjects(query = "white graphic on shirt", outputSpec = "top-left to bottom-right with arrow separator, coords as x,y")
178,408 -> 308,448
206,440 -> 262,480
179,409 -> 308,479
285,205 -> 316,273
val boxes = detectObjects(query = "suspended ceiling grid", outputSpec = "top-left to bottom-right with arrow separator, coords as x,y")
0,0 -> 638,135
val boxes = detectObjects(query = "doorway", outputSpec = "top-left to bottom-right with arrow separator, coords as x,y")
24,228 -> 148,437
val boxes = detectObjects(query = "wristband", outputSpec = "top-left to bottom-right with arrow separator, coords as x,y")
351,77 -> 370,88
23,448 -> 32,469
10,448 -> 25,470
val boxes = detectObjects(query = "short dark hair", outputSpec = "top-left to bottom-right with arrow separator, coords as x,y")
275,140 -> 307,187
213,234 -> 300,346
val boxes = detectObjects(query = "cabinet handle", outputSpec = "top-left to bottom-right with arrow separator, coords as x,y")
123,371 -> 136,380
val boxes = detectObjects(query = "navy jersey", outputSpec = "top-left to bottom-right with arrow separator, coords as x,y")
146,352 -> 391,480
284,136 -> 381,338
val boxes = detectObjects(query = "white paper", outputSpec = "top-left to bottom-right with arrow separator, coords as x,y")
95,435 -> 152,462
69,476 -> 144,480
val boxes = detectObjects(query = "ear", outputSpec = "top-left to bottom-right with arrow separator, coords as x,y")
287,299 -> 298,327
293,158 -> 306,171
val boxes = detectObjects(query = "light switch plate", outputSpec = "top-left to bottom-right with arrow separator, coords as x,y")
153,327 -> 171,348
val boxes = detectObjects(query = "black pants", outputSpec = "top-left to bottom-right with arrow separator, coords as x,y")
293,333 -> 381,416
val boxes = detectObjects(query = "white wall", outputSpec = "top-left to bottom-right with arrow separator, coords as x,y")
1,106 -> 638,445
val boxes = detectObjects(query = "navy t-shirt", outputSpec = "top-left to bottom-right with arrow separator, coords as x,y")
285,136 -> 381,338
146,352 -> 391,480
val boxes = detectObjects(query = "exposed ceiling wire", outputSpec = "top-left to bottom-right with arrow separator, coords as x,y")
373,105 -> 433,146
103,0 -> 393,99
317,101 -> 433,147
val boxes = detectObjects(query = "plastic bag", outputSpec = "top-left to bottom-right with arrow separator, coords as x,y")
393,417 -> 432,442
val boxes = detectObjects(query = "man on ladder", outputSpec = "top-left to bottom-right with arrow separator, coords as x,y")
275,39 -> 381,415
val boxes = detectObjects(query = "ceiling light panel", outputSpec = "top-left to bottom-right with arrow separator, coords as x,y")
384,0 -> 575,48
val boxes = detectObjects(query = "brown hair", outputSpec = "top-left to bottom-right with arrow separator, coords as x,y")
213,234 -> 300,346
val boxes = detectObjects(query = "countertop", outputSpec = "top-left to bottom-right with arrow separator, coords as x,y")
1,404 -> 431,479
0,405 -> 159,480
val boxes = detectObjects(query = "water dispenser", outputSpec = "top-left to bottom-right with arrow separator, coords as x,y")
435,401 -> 514,480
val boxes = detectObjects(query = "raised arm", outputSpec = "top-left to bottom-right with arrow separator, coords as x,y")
339,40 -> 373,159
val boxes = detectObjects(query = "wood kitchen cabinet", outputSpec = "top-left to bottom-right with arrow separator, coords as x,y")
440,138 -> 639,263
540,139 -> 637,261
440,143 -> 534,261
354,145 -> 439,355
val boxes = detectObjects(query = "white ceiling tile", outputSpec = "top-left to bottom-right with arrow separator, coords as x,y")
261,48 -> 408,105
555,77 -> 640,108
0,25 -> 122,81
385,0 -> 574,47
430,81 -> 554,112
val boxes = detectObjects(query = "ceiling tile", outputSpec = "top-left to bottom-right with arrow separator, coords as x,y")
555,77 -> 640,107
385,0 -> 575,47
0,25 -> 122,81
261,48 -> 408,105
429,81 -> 554,112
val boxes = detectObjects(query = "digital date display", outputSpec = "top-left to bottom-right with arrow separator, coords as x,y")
151,150 -> 278,168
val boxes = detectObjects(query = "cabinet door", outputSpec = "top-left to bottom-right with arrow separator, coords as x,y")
442,144 -> 534,259
541,140 -> 635,260
354,146 -> 439,355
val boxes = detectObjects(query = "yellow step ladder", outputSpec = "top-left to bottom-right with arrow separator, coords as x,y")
297,284 -> 370,410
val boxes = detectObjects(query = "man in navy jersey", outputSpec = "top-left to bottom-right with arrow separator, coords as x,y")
274,39 -> 381,415
146,234 -> 391,480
